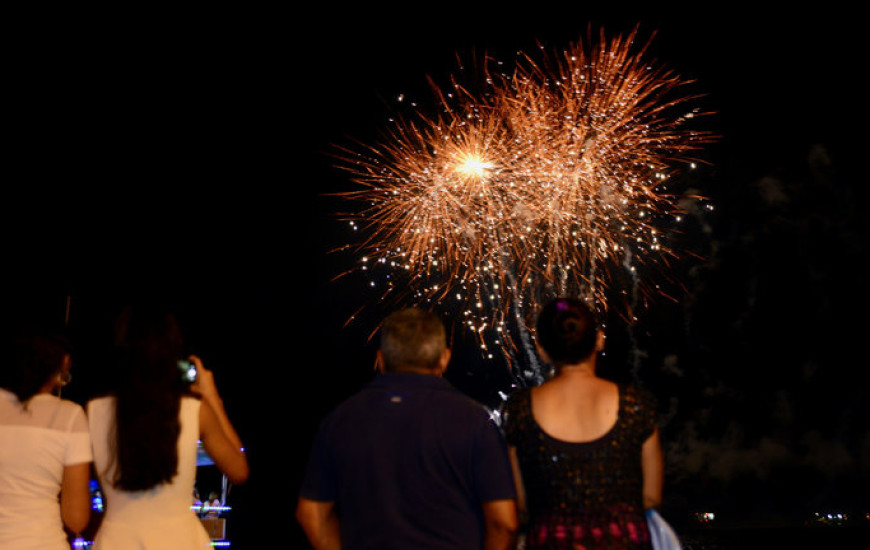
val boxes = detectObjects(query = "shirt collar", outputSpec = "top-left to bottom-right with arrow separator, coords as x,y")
368,372 -> 454,390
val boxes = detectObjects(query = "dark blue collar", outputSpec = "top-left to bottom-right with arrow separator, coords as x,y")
368,372 -> 454,391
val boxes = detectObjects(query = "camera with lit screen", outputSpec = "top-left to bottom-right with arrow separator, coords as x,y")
177,359 -> 197,384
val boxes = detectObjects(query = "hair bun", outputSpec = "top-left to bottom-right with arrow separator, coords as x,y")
536,298 -> 598,366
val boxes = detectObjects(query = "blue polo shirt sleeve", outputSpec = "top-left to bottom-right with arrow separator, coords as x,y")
472,411 -> 517,502
299,419 -> 337,502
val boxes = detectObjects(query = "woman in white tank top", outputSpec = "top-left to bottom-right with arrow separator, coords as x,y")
87,305 -> 248,549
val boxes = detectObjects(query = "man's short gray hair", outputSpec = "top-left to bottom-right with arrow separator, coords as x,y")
380,308 -> 446,372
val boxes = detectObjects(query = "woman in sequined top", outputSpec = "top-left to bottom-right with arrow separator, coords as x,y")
502,298 -> 663,549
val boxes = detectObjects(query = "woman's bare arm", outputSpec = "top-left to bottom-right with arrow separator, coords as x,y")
507,446 -> 527,518
60,462 -> 91,534
641,427 -> 664,509
199,398 -> 249,484
191,356 -> 249,484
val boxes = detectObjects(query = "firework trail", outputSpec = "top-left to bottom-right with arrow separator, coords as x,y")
333,27 -> 714,384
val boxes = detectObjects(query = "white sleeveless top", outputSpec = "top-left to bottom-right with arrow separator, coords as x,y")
0,388 -> 92,550
88,396 -> 211,549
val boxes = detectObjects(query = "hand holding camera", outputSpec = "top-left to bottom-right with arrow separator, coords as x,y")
187,355 -> 222,407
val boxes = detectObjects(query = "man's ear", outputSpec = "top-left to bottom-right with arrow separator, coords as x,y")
437,348 -> 452,375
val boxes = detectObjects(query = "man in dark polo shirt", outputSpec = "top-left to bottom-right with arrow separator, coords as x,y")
296,308 -> 518,549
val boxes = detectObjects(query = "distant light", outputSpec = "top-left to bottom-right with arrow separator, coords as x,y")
693,511 -> 715,523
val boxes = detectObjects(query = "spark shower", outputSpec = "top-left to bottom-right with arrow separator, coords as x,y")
333,27 -> 714,384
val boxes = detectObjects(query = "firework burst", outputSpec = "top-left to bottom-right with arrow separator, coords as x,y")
332,27 -> 715,380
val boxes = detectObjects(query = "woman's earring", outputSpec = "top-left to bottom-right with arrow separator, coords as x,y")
57,371 -> 72,387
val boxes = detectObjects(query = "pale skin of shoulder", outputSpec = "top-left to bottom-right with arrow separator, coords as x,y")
296,348 -> 519,550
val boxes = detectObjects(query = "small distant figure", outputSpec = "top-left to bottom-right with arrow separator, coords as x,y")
296,308 -> 518,549
202,492 -> 221,518
502,298 -> 664,549
192,490 -> 203,516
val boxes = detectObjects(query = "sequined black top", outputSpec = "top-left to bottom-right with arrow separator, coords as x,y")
503,384 -> 656,549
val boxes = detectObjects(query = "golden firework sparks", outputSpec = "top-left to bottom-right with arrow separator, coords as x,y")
333,27 -> 715,372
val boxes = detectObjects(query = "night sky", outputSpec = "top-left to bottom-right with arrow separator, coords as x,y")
4,6 -> 865,547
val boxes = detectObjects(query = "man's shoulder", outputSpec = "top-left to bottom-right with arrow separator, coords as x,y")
431,385 -> 500,430
315,379 -> 391,425
319,390 -> 371,423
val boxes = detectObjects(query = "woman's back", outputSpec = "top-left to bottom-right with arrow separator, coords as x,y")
0,389 -> 91,550
503,383 -> 656,548
88,395 -> 211,549
503,297 -> 662,548
530,375 -> 619,443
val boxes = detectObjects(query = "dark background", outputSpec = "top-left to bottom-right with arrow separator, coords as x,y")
4,5 -> 865,547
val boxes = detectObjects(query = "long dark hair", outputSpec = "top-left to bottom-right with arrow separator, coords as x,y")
111,305 -> 187,492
